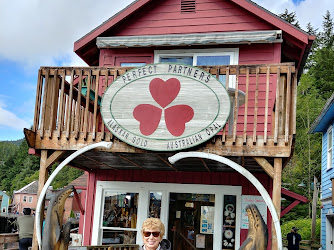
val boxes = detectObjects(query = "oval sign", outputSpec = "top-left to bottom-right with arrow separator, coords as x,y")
101,63 -> 230,151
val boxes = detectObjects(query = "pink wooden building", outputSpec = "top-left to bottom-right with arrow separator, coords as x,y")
25,0 -> 314,249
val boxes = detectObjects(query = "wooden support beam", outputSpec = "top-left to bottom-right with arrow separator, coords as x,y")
155,154 -> 178,171
45,150 -> 65,168
115,153 -> 147,171
73,189 -> 85,215
199,158 -> 211,172
281,200 -> 300,217
31,150 -> 65,250
81,154 -> 118,170
271,158 -> 282,250
253,157 -> 274,179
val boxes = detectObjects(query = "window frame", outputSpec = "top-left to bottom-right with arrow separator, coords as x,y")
328,126 -> 333,170
28,196 -> 33,203
23,196 -> 27,202
154,48 -> 239,88
154,48 -> 239,65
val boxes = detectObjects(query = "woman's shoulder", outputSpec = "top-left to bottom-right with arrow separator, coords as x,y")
160,239 -> 171,250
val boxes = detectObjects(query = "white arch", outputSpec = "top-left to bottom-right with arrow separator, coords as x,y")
35,142 -> 113,249
168,152 -> 282,250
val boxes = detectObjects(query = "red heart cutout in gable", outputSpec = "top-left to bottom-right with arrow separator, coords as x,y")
165,105 -> 194,136
133,104 -> 162,136
149,78 -> 181,108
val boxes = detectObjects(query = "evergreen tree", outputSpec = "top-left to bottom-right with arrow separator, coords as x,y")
320,10 -> 334,48
279,9 -> 301,28
0,139 -> 40,193
305,22 -> 320,69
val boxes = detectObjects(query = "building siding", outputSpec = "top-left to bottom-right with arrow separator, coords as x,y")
0,190 -> 10,214
321,122 -> 334,249
113,0 -> 274,37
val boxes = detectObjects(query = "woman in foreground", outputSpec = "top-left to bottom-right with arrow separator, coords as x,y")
139,218 -> 171,250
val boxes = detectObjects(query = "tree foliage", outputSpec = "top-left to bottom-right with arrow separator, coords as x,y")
0,140 -> 40,193
0,139 -> 83,194
281,219 -> 321,242
279,9 -> 301,28
280,9 -> 334,221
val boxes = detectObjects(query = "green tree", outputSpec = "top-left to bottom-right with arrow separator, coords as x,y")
319,10 -> 334,48
283,74 -> 324,215
50,163 -> 83,189
279,9 -> 301,28
0,139 -> 40,193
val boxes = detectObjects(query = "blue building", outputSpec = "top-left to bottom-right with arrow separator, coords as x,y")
310,92 -> 334,249
0,190 -> 10,215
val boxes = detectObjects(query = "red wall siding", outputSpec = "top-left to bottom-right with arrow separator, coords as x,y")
113,0 -> 274,36
83,169 -> 273,246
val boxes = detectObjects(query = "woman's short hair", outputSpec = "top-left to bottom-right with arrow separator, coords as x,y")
141,218 -> 165,237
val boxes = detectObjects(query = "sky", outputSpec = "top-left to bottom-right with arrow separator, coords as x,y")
0,0 -> 333,141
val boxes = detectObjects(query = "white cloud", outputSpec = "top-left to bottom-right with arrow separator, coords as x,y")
0,0 -> 333,71
252,0 -> 334,30
0,100 -> 30,130
0,0 -> 134,68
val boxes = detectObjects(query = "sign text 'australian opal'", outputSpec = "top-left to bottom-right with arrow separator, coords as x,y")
101,63 -> 231,151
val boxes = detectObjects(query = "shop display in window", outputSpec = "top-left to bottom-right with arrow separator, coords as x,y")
102,230 -> 136,245
149,191 -> 162,218
103,192 -> 138,229
222,195 -> 236,249
200,206 -> 214,234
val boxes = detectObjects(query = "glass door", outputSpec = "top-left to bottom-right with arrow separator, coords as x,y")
168,192 -> 215,250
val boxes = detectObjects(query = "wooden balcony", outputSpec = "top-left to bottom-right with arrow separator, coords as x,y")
25,63 -> 297,158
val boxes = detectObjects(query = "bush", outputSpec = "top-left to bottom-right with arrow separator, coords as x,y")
281,218 -> 320,242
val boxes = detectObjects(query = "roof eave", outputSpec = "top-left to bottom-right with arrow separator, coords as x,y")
230,0 -> 313,44
309,92 -> 334,134
74,0 -> 152,53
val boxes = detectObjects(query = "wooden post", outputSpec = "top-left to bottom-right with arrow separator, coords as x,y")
31,150 -> 65,250
31,150 -> 48,250
311,176 -> 318,241
271,158 -> 282,250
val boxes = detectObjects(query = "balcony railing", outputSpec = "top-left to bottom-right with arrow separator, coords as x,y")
28,63 -> 297,157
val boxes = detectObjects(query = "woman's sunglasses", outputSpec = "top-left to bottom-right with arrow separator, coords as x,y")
143,231 -> 160,237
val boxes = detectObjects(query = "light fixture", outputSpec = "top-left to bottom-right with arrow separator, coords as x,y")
298,182 -> 306,187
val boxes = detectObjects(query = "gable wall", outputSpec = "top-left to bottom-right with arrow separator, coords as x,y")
113,0 -> 274,37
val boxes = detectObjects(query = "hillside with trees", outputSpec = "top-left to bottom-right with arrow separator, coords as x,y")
0,139 -> 83,194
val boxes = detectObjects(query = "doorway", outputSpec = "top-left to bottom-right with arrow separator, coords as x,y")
168,192 -> 215,250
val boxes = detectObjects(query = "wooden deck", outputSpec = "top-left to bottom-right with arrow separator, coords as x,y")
25,63 -> 297,158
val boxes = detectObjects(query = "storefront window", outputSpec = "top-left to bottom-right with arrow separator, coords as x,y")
149,191 -> 162,218
102,191 -> 138,244
222,195 -> 237,249
93,181 -> 241,248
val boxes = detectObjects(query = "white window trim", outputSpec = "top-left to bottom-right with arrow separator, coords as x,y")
154,48 -> 239,88
92,181 -> 242,249
28,196 -> 33,203
154,48 -> 239,65
328,126 -> 333,170
23,196 -> 27,202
